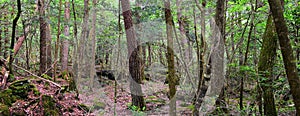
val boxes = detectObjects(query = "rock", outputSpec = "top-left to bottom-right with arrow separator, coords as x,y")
0,89 -> 16,106
8,79 -> 40,99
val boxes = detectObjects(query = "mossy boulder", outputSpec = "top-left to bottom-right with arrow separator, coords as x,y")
0,89 -> 17,106
8,79 -> 40,99
0,103 -> 9,115
42,95 -> 61,115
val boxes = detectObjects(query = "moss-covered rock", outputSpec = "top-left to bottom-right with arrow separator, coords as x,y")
42,95 -> 61,115
0,103 -> 9,115
8,79 -> 40,99
0,89 -> 17,106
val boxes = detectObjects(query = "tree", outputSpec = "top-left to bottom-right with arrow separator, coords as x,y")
215,0 -> 226,107
61,0 -> 71,72
258,15 -> 277,115
121,0 -> 145,110
193,0 -> 208,115
75,0 -> 89,83
8,0 -> 21,79
54,0 -> 62,80
164,0 -> 177,115
199,0 -> 225,114
38,0 -> 52,75
268,0 -> 300,114
88,0 -> 97,90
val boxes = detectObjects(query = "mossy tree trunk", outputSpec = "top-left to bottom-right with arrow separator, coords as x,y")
258,15 -> 277,116
164,0 -> 177,115
268,0 -> 300,114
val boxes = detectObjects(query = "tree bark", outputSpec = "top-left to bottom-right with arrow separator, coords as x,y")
38,0 -> 52,75
268,0 -> 300,115
164,0 -> 177,115
193,1 -> 207,115
121,0 -> 145,110
8,0 -> 21,78
54,0 -> 62,80
62,0 -> 70,71
71,0 -> 79,81
77,0 -> 89,80
88,0 -> 97,91
215,0 -> 226,110
258,15 -> 277,116
199,0 -> 225,114
0,27 -> 2,57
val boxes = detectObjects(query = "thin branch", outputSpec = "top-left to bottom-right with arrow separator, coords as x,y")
0,58 -> 61,88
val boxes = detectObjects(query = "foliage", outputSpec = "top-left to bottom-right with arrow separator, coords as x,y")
0,0 -> 299,115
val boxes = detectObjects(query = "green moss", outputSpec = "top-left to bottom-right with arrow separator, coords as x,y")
42,95 -> 61,115
8,79 -> 40,99
0,89 -> 17,106
93,101 -> 106,110
41,74 -> 52,80
0,103 -> 9,115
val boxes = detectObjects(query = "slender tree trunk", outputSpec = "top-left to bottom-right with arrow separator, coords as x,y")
4,12 -> 9,58
0,28 -> 2,57
215,0 -> 226,109
164,0 -> 177,115
77,0 -> 89,80
54,0 -> 62,80
8,0 -> 21,79
38,0 -> 52,75
194,0 -> 208,115
62,0 -> 70,72
148,42 -> 151,66
121,0 -> 145,110
88,0 -> 97,91
71,0 -> 79,81
268,0 -> 300,114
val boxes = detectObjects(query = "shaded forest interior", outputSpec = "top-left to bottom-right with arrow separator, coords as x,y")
0,0 -> 300,115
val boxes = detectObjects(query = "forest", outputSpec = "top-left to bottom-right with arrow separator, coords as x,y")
0,0 -> 299,115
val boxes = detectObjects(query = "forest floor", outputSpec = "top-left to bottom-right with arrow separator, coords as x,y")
1,73 -> 296,115
78,78 -> 194,116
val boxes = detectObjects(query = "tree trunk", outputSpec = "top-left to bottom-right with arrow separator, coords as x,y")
71,0 -> 79,81
164,0 -> 177,115
193,1 -> 207,115
8,0 -> 21,78
258,15 -> 277,116
268,0 -> 300,114
215,0 -> 226,110
121,0 -> 145,110
38,0 -> 52,75
88,0 -> 97,91
62,0 -> 70,71
199,0 -> 225,114
0,27 -> 2,57
54,0 -> 62,80
77,0 -> 89,80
